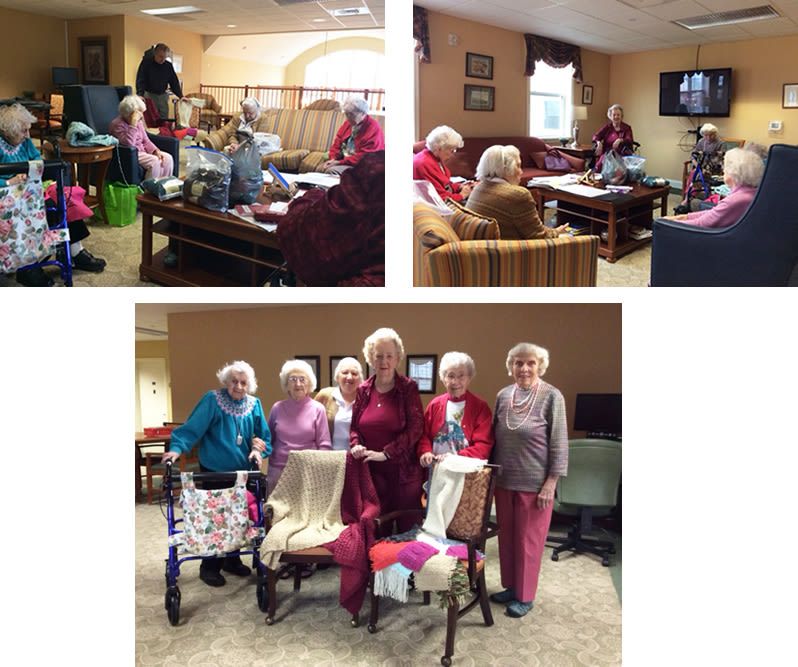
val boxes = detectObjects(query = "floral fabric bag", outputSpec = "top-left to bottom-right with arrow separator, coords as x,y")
0,160 -> 69,273
168,471 -> 253,556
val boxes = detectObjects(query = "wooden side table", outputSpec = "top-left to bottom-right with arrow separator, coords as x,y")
57,139 -> 114,225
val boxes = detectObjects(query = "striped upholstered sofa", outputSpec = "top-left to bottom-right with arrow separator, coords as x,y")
203,108 -> 385,173
413,201 -> 599,287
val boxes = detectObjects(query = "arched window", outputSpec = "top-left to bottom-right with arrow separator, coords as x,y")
305,49 -> 384,89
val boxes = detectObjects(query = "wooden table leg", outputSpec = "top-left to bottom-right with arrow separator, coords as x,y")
95,159 -> 111,225
140,209 -> 153,281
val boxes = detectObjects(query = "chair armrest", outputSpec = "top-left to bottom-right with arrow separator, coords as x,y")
106,145 -> 140,184
150,135 -> 180,176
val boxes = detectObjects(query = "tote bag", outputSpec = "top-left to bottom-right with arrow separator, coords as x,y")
168,471 -> 252,556
102,181 -> 141,227
0,160 -> 69,273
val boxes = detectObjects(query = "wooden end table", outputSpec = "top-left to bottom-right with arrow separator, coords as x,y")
57,139 -> 114,225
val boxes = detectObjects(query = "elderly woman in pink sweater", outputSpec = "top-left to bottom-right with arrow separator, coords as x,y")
108,94 -> 174,179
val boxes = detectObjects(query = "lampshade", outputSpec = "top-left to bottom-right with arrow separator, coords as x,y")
573,105 -> 588,120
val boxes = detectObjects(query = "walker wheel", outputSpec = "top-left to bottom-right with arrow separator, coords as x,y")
166,587 -> 181,626
256,581 -> 269,612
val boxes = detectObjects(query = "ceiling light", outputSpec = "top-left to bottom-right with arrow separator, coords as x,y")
329,8 -> 370,17
141,6 -> 202,17
227,24 -> 236,28
673,5 -> 780,30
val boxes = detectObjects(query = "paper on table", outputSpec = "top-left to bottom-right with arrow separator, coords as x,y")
262,170 -> 340,189
557,183 -> 609,198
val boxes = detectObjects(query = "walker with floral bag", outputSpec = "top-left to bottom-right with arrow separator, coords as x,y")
163,460 -> 267,625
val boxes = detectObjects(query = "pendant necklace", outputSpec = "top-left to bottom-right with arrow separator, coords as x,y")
235,417 -> 243,445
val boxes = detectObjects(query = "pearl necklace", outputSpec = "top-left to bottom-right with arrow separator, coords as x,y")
505,382 -> 539,431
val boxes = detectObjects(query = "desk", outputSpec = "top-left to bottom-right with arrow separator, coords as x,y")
138,190 -> 286,286
528,181 -> 670,262
135,432 -> 171,502
57,140 -> 114,225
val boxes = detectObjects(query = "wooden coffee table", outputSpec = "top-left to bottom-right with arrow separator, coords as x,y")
57,139 -> 114,225
138,191 -> 287,286
528,181 -> 670,262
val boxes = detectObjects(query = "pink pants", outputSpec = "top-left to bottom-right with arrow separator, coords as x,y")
494,487 -> 553,604
139,151 -> 174,179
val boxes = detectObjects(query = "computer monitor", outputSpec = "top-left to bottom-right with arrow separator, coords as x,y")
52,67 -> 79,86
573,393 -> 622,438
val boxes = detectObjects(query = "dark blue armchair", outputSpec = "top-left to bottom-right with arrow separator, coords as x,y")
651,143 -> 798,286
61,85 -> 179,185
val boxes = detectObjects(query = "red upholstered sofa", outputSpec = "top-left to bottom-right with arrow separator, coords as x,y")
413,136 -> 585,182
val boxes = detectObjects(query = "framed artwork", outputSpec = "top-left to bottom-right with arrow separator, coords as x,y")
466,52 -> 493,80
329,354 -> 358,386
464,85 -> 495,112
294,355 -> 320,386
80,37 -> 109,85
582,85 -> 594,105
406,354 -> 438,394
783,83 -> 798,108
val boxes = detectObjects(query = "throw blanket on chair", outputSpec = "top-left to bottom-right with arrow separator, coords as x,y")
422,456 -> 486,538
260,450 -> 347,569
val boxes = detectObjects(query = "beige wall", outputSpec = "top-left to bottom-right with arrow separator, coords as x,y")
166,304 -> 622,439
419,10 -> 798,182
284,36 -> 385,85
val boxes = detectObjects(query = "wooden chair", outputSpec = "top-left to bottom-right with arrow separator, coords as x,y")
141,422 -> 194,504
367,463 -> 500,667
33,93 -> 64,143
185,92 -> 222,131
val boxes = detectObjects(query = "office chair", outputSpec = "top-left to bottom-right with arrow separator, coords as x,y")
547,439 -> 621,566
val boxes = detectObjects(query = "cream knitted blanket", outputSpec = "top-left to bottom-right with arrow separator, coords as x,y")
260,450 -> 347,569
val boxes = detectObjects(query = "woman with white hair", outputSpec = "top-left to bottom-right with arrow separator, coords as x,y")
226,97 -> 268,153
161,360 -> 271,587
266,359 -> 332,496
467,145 -> 568,240
490,342 -> 568,618
417,351 -> 493,466
350,327 -> 424,533
592,103 -> 634,170
321,96 -> 385,175
108,94 -> 174,179
314,357 -> 363,450
413,125 -> 474,202
663,147 -> 765,229
676,122 -> 725,212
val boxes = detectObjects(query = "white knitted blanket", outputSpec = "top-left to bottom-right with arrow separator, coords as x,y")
260,450 -> 347,569
422,456 -> 486,538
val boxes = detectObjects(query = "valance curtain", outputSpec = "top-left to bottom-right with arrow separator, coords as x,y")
413,5 -> 431,64
524,33 -> 583,83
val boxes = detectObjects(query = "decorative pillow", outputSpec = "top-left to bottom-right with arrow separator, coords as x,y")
446,200 -> 500,240
414,203 -> 459,249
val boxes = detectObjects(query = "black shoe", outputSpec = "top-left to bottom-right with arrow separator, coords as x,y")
72,248 -> 106,272
222,558 -> 252,577
199,567 -> 226,587
16,267 -> 53,287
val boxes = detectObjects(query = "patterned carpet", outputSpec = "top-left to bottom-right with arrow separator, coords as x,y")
135,501 -> 622,666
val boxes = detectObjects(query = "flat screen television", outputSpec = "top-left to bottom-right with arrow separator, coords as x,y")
573,393 -> 622,437
659,67 -> 732,117
52,66 -> 79,86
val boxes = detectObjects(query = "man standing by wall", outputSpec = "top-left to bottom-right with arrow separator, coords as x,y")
135,43 -> 186,120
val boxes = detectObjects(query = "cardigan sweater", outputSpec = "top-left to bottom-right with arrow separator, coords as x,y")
169,389 -> 271,472
412,147 -> 465,203
349,372 -> 425,483
467,180 -> 557,240
492,381 -> 568,493
108,116 -> 159,156
328,114 -> 385,166
314,386 -> 356,450
683,184 -> 756,228
416,391 -> 494,461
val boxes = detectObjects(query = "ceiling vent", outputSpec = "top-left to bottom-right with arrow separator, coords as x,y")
674,5 -> 780,30
274,0 -> 331,5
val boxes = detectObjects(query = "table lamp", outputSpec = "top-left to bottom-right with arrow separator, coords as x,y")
572,106 -> 588,148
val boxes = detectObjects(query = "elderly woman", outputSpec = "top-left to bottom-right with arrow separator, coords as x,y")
662,148 -> 764,229
161,360 -> 271,587
676,123 -> 725,212
467,145 -> 568,240
108,95 -> 174,180
490,343 -> 568,618
267,359 -> 332,496
350,327 -> 425,533
315,357 -> 363,451
417,351 -> 493,466
226,97 -> 270,154
413,125 -> 474,203
321,96 -> 385,175
592,104 -> 634,170
0,102 -> 106,284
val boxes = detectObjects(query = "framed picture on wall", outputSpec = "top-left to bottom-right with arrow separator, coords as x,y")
329,355 -> 358,386
582,85 -> 594,105
406,354 -> 438,394
466,52 -> 493,80
80,37 -> 109,85
783,83 -> 798,108
294,355 -> 320,386
464,85 -> 495,111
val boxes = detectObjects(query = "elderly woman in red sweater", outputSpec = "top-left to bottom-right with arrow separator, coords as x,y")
321,96 -> 384,175
417,351 -> 493,466
350,327 -> 424,533
413,125 -> 475,203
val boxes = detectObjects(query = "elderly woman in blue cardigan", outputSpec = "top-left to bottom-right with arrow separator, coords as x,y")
162,360 -> 271,587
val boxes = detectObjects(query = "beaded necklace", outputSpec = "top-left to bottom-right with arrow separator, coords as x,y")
505,381 -> 540,431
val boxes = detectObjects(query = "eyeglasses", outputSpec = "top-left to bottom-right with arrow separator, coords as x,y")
288,376 -> 307,384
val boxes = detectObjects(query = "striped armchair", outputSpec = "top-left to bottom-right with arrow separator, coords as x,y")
413,202 -> 599,287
